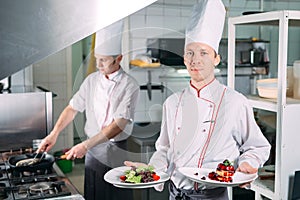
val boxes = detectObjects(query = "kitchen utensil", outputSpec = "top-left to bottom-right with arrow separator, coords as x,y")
15,152 -> 46,166
250,49 -> 264,65
8,152 -> 55,172
54,153 -> 73,173
53,153 -> 69,161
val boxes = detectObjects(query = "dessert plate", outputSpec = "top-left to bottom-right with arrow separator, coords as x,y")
104,166 -> 170,189
178,167 -> 258,187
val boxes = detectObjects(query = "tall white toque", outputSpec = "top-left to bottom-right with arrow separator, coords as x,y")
185,0 -> 226,53
94,20 -> 124,56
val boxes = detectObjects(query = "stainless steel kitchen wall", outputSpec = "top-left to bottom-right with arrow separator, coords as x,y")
0,0 -> 156,80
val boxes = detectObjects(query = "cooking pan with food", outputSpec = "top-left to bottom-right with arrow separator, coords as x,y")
7,152 -> 55,172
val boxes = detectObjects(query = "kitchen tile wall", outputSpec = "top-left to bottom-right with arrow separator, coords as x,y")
32,47 -> 73,153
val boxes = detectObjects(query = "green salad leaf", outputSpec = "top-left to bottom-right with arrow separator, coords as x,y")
122,165 -> 156,183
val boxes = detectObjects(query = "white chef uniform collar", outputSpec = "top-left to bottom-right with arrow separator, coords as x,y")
101,67 -> 123,81
95,20 -> 124,56
185,0 -> 226,53
188,78 -> 218,100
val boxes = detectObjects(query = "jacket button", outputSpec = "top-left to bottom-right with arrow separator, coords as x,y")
202,129 -> 206,132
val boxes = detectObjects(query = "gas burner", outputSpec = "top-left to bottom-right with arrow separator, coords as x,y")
11,168 -> 53,178
0,149 -> 83,199
11,181 -> 72,200
10,174 -> 58,185
0,181 -> 13,200
29,182 -> 50,195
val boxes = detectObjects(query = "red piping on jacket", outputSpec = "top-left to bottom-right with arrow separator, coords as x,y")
190,78 -> 216,98
197,87 -> 227,168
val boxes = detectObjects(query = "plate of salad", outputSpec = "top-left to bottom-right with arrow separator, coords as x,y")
104,166 -> 170,189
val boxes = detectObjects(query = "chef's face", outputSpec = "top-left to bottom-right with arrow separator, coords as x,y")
94,54 -> 122,75
184,42 -> 220,84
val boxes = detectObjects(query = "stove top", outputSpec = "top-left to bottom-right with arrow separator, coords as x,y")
0,150 -> 84,200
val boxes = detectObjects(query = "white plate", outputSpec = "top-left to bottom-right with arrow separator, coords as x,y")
104,166 -> 170,189
178,167 -> 258,187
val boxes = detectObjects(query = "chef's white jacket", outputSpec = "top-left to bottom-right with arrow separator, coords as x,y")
149,79 -> 271,190
70,68 -> 139,142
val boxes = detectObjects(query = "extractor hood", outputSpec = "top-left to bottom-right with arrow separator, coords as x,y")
0,0 -> 157,80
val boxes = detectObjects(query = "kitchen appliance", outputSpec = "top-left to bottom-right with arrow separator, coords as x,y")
0,86 -> 84,199
240,48 -> 266,65
0,149 -> 83,200
147,38 -> 185,67
0,86 -> 53,152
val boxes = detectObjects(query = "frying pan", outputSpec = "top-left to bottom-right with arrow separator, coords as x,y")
7,153 -> 55,172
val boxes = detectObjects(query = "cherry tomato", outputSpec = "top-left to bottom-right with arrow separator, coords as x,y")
120,175 -> 126,181
152,174 -> 160,181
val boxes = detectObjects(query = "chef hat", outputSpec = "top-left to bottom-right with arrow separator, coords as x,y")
94,20 -> 124,56
185,0 -> 226,53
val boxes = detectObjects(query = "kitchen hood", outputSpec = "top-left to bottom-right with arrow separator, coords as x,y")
0,0 -> 157,80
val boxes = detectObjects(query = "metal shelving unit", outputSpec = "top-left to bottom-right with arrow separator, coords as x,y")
228,10 -> 300,200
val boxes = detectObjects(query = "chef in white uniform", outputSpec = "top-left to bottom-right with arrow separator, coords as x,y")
125,1 -> 271,199
38,20 -> 139,200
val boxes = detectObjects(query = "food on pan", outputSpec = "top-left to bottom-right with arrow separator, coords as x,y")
208,159 -> 235,182
119,166 -> 160,183
15,158 -> 39,167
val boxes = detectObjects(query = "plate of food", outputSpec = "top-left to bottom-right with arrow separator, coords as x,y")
104,165 -> 170,189
178,160 -> 258,187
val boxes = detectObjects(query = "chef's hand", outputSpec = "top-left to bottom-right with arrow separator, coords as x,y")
65,142 -> 88,160
236,162 -> 258,188
37,132 -> 58,153
124,161 -> 148,167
